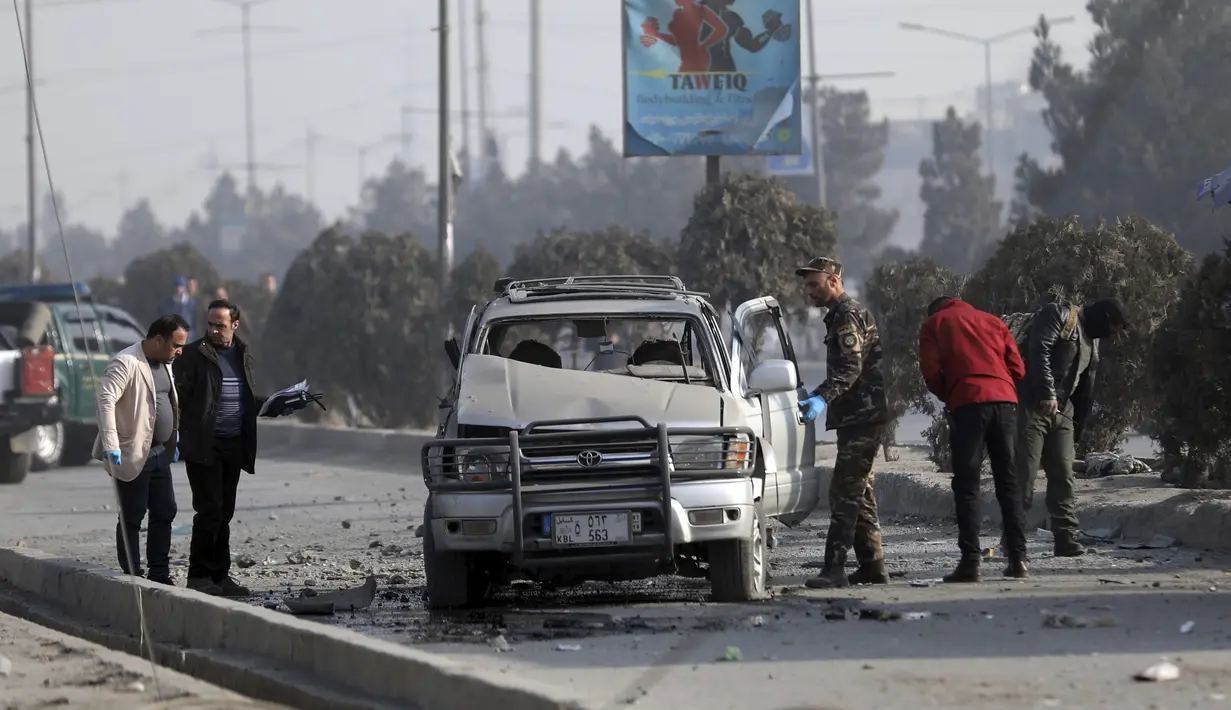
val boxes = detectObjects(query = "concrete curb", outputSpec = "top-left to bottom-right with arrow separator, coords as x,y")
869,469 -> 1231,552
257,420 -> 436,460
0,547 -> 590,710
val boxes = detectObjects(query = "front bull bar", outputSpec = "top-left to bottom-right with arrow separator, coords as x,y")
421,416 -> 757,569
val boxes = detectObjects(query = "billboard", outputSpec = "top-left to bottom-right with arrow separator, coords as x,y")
623,0 -> 802,157
767,106 -> 814,176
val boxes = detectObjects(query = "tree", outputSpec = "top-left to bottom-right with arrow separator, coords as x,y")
815,88 -> 899,284
509,226 -> 676,282
121,242 -> 221,326
862,258 -> 965,458
354,160 -> 435,242
0,251 -> 53,285
1017,5 -> 1231,257
448,244 -> 503,331
1150,244 -> 1231,487
262,227 -> 356,424
962,216 -> 1192,453
677,173 -> 837,314
918,107 -> 1003,273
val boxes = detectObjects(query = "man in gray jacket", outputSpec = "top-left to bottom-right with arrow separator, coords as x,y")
94,314 -> 190,585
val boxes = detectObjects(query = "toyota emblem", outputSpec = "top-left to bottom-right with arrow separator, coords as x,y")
576,450 -> 603,468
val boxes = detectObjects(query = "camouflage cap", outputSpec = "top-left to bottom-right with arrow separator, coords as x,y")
795,257 -> 843,277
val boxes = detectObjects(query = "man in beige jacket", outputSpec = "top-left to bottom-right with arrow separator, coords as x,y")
93,314 -> 190,585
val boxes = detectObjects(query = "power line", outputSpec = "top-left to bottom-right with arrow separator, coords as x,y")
0,31 -> 410,91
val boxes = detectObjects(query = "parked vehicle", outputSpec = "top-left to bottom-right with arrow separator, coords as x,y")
0,300 -> 65,483
0,283 -> 145,470
421,275 -> 818,608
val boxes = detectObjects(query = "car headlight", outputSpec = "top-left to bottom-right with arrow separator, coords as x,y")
671,435 -> 751,471
455,446 -> 510,483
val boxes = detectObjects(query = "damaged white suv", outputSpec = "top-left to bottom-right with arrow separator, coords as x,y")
421,275 -> 819,608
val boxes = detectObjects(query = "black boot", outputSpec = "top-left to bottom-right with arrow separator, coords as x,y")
848,559 -> 889,585
1053,529 -> 1087,557
943,558 -> 981,583
805,541 -> 850,589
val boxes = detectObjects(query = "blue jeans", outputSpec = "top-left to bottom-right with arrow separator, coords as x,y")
114,447 -> 177,578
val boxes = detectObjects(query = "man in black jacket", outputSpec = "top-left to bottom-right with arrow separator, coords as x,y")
173,299 -> 269,596
1017,298 -> 1127,557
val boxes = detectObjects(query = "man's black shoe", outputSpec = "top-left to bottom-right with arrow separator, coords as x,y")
214,576 -> 251,597
147,573 -> 175,586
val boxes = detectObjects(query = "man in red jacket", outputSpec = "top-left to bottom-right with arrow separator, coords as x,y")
919,296 -> 1029,582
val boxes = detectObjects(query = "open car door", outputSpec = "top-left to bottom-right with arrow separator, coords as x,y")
730,297 -> 814,518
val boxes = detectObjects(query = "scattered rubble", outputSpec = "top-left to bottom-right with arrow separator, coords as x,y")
1041,611 -> 1117,629
0,653 -> 11,677
1135,661 -> 1181,682
282,575 -> 377,616
1075,452 -> 1152,479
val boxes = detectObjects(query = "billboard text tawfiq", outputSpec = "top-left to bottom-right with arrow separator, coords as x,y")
623,0 -> 802,157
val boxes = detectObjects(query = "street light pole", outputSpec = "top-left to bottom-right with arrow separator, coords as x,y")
24,0 -> 37,282
899,16 -> 1074,185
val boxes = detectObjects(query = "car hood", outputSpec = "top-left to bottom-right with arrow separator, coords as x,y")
456,354 -> 724,430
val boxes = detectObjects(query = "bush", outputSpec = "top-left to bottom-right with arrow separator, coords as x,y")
677,173 -> 837,314
962,216 -> 1192,454
121,242 -> 221,326
1150,244 -> 1231,487
861,257 -> 965,461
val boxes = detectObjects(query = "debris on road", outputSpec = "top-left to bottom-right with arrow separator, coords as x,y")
1181,620 -> 1195,634
1117,534 -> 1176,550
235,554 -> 257,569
1076,452 -> 1152,478
1135,661 -> 1181,682
1041,611 -> 1117,629
555,644 -> 582,652
488,635 -> 512,652
282,575 -> 377,615
719,646 -> 742,662
909,578 -> 940,587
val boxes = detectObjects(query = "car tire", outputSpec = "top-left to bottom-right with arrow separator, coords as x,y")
708,503 -> 768,603
0,437 -> 31,485
30,423 -> 64,471
423,501 -> 490,609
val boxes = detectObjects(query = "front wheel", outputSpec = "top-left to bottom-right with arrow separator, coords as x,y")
708,503 -> 768,602
30,423 -> 64,471
422,501 -> 491,609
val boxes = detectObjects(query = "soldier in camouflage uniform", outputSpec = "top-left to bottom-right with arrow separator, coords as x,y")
794,257 -> 892,589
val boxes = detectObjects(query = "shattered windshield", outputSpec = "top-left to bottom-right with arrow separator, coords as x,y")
479,316 -> 713,383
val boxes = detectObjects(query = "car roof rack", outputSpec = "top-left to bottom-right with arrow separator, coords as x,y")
494,275 -> 710,302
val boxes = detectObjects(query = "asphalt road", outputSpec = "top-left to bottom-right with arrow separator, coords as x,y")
2,455 -> 1228,710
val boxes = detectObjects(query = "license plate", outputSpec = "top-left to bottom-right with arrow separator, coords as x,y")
553,512 -> 631,547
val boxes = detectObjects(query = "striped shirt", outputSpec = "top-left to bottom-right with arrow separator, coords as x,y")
214,345 -> 245,438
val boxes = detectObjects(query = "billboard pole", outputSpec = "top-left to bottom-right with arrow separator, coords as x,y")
805,0 -> 824,209
707,156 -> 720,186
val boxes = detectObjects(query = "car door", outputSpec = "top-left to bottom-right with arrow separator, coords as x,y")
730,297 -> 805,517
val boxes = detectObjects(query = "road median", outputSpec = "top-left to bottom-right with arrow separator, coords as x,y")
0,547 -> 590,710
866,467 -> 1231,552
254,421 -> 1231,551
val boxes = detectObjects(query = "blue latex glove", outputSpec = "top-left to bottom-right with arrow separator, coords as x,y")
173,447 -> 180,463
798,395 -> 827,423
105,450 -> 121,466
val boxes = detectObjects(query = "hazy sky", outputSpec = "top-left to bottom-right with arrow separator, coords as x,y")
0,0 -> 1096,236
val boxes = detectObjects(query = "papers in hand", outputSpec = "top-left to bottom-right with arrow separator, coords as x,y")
258,379 -> 309,417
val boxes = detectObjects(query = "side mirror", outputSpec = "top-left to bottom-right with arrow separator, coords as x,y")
444,338 -> 461,370
747,359 -> 798,395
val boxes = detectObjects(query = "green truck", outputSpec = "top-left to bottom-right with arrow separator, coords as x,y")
0,282 -> 147,471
